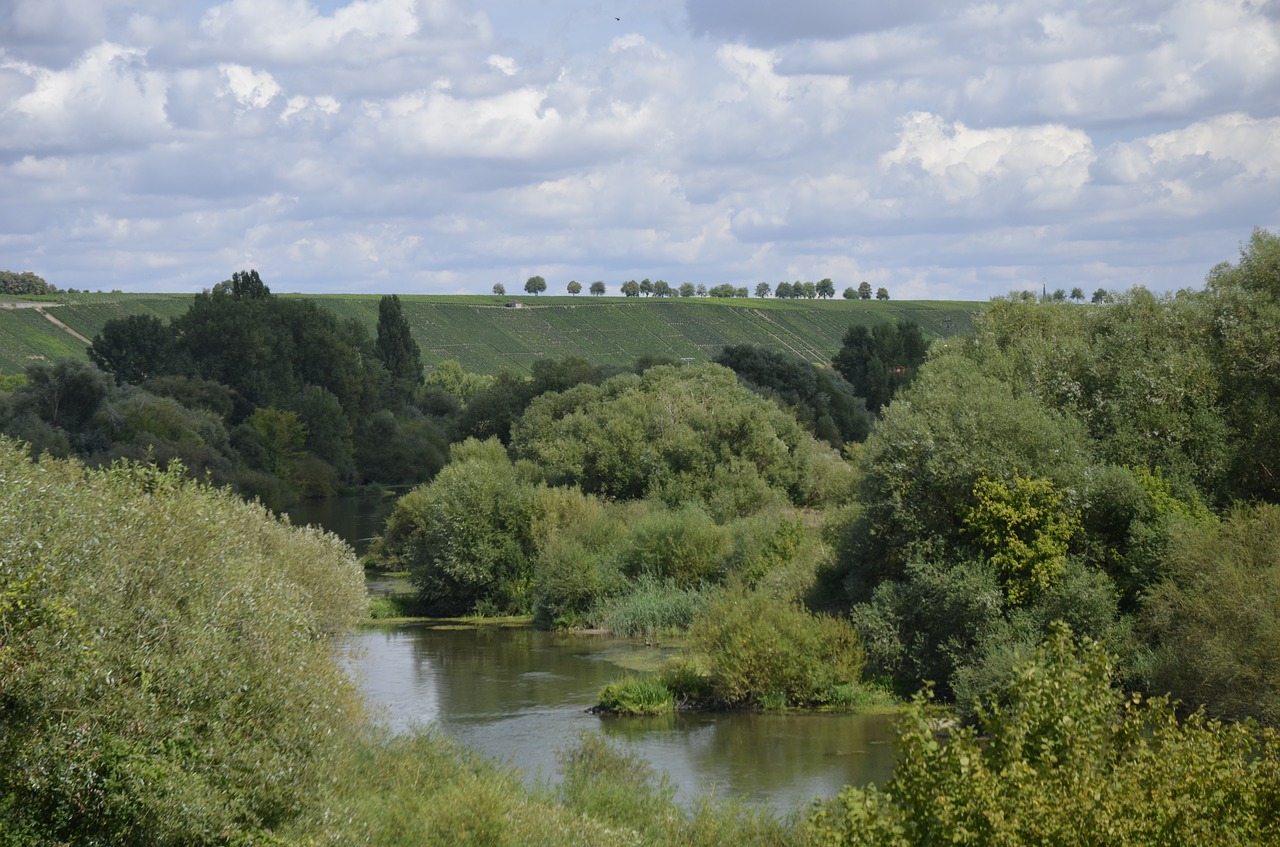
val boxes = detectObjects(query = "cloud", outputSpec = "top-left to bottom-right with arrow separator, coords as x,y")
685,0 -> 939,44
1,43 -> 169,154
881,112 -> 1095,210
0,0 -> 1276,300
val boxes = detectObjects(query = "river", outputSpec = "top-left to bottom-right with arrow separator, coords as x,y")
292,494 -> 899,814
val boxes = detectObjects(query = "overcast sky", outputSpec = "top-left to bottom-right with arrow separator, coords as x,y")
2,0 -> 1278,298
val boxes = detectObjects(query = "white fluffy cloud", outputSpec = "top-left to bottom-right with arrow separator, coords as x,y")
0,0 -> 1277,297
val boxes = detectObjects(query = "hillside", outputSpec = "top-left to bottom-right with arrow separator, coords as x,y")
0,292 -> 983,376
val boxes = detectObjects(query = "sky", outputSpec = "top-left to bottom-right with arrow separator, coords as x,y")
1,0 -> 1278,298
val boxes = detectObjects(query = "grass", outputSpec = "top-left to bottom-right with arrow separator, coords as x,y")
598,676 -> 676,715
0,292 -> 983,375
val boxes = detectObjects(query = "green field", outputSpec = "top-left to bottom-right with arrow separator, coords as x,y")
0,292 -> 983,376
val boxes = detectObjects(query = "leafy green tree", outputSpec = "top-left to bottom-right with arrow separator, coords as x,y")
590,280 -> 606,296
0,270 -> 56,295
1204,227 -> 1280,501
214,268 -> 270,299
493,282 -> 506,295
800,281 -> 817,299
421,359 -> 494,404
857,281 -> 872,299
1144,503 -> 1280,724
567,280 -> 582,295
374,294 -> 423,401
842,287 -> 856,299
816,278 -> 835,298
524,275 -> 547,295
88,314 -> 175,385
963,470 -> 1080,605
511,364 -> 846,519
1091,287 -> 1110,303
775,281 -> 793,298
832,320 -> 928,413
755,282 -> 771,298
621,279 -> 640,297
875,287 -> 889,300
639,278 -> 654,296
1070,286 -> 1085,302
248,407 -> 308,475
678,282 -> 695,297
10,358 -> 111,436
714,344 -> 870,445
696,283 -> 707,297
380,438 -> 539,614
653,280 -> 672,297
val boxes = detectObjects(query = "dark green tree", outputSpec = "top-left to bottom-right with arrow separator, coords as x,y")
89,314 -> 175,385
755,282 -> 771,298
374,294 -> 423,401
816,278 -> 836,299
875,287 -> 889,300
858,281 -> 872,299
620,280 -> 640,297
567,280 -> 582,295
524,276 -> 547,296
832,321 -> 928,413
590,281 -> 606,296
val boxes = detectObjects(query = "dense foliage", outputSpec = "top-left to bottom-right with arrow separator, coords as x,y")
714,344 -> 871,446
0,271 -> 57,295
0,440 -> 367,844
809,628 -> 1280,846
4,272 -> 449,507
830,228 -> 1280,719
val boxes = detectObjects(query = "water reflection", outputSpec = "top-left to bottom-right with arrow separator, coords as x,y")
287,492 -> 398,555
346,625 -> 898,813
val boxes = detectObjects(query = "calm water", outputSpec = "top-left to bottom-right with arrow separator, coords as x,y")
294,495 -> 900,813
287,491 -> 398,555
347,623 -> 898,813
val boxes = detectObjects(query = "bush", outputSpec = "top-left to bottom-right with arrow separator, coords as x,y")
809,626 -> 1280,846
618,504 -> 732,587
689,586 -> 864,708
380,438 -> 538,615
0,440 -> 367,845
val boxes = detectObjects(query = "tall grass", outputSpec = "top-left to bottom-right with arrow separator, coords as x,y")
595,576 -> 716,636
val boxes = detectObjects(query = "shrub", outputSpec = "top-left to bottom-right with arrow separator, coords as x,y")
689,586 -> 864,707
618,504 -> 733,587
380,437 -> 538,615
0,440 -> 367,845
809,626 -> 1280,846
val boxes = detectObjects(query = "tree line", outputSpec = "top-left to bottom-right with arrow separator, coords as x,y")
492,275 -> 895,299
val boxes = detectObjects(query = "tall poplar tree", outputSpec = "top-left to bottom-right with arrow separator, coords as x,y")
375,294 -> 423,400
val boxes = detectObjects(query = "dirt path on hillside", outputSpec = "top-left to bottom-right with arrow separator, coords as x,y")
0,301 -> 92,345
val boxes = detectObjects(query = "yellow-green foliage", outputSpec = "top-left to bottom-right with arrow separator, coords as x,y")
809,627 -> 1280,846
963,469 -> 1080,604
0,438 -> 367,844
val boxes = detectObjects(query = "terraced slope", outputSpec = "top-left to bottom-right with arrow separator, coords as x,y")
0,293 -> 983,376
